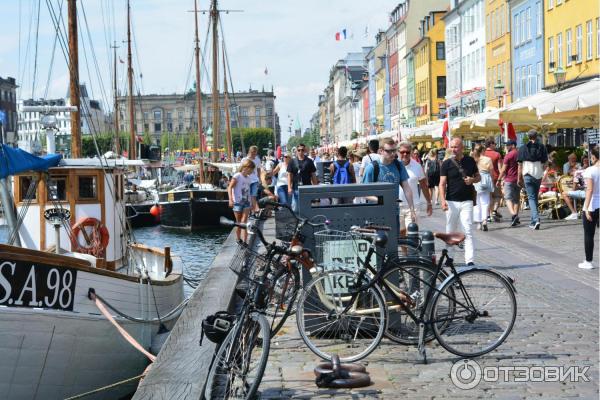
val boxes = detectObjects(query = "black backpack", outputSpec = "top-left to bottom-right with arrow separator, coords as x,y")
426,159 -> 439,177
372,159 -> 403,182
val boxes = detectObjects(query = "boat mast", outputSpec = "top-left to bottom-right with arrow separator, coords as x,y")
210,0 -> 219,162
112,41 -> 120,156
194,0 -> 205,182
127,0 -> 136,160
68,0 -> 81,158
222,41 -> 232,161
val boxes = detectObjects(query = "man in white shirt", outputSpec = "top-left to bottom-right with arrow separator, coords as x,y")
563,153 -> 581,175
359,139 -> 381,179
397,141 -> 433,235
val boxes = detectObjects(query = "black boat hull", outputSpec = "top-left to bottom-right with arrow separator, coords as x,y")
126,202 -> 160,228
158,189 -> 234,229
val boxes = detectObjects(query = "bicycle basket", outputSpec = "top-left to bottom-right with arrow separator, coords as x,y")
200,311 -> 235,345
229,243 -> 270,284
275,207 -> 298,242
314,230 -> 369,271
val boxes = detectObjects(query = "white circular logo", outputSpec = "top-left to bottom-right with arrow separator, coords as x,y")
450,359 -> 482,390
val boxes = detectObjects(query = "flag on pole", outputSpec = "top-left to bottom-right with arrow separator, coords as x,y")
264,66 -> 268,75
119,57 -> 125,64
335,29 -> 348,41
498,118 -> 517,141
364,25 -> 369,39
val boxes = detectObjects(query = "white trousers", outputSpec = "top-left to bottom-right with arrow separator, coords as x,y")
445,200 -> 474,264
473,191 -> 491,223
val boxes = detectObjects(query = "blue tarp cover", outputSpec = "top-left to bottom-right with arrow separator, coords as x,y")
0,144 -> 62,179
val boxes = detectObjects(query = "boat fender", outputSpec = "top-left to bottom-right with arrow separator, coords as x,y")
71,217 -> 110,257
314,354 -> 371,389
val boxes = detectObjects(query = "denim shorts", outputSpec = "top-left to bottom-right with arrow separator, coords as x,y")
232,201 -> 250,213
249,182 -> 259,197
568,190 -> 586,200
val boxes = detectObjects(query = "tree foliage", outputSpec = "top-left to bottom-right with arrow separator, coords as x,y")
231,128 -> 274,156
285,129 -> 320,151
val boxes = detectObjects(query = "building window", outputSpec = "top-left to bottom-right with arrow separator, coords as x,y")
526,7 -> 531,40
536,2 -> 542,36
521,11 -> 526,43
548,37 -> 555,69
436,42 -> 445,60
144,123 -> 149,132
548,0 -> 553,10
143,111 -> 149,121
178,123 -> 183,132
167,122 -> 173,132
557,32 -> 563,67
153,110 -> 162,120
47,176 -> 67,201
500,5 -> 505,36
514,68 -> 520,98
255,107 -> 261,127
576,25 -> 582,62
522,66 -> 527,97
78,176 -> 97,200
537,62 -> 543,92
486,14 -> 491,41
556,0 -> 562,4
597,18 -> 600,58
154,123 -> 161,132
514,14 -> 520,46
587,20 -> 593,60
566,29 -> 572,66
528,65 -> 535,94
166,112 -> 172,120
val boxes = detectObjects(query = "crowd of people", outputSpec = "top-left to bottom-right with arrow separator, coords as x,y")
225,134 -> 598,269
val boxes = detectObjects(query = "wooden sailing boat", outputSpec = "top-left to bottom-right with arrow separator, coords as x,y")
158,0 -> 238,230
0,2 -> 184,399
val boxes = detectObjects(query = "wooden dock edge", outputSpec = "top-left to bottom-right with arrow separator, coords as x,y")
133,227 -> 246,399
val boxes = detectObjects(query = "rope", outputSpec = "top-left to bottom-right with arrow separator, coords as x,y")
88,289 -> 157,362
89,289 -> 189,323
63,373 -> 146,400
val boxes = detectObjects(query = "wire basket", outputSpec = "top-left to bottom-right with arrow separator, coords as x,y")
314,230 -> 371,272
229,243 -> 270,284
275,207 -> 299,242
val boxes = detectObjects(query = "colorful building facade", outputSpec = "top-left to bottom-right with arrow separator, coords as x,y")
544,0 -> 599,90
413,11 -> 447,126
485,0 -> 512,107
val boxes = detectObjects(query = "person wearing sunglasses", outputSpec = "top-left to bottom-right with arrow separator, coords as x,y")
287,144 -> 317,212
362,137 -> 416,224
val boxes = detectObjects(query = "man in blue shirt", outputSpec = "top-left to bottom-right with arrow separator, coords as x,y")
362,137 -> 416,223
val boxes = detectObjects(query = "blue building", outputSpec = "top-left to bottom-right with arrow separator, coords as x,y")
510,0 -> 544,100
367,55 -> 377,134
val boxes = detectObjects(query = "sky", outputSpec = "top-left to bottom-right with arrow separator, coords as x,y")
0,0 -> 394,143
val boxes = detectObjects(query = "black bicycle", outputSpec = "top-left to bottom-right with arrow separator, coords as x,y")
296,226 -> 517,363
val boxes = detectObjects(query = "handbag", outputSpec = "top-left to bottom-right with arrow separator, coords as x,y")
475,171 -> 493,192
449,157 -> 477,206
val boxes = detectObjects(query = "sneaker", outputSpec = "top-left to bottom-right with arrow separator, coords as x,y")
565,213 -> 578,220
493,211 -> 503,219
482,223 -> 488,231
515,217 -> 521,225
578,261 -> 595,270
486,216 -> 493,223
529,221 -> 540,230
523,204 -> 530,210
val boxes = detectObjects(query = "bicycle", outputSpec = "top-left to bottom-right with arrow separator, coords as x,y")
296,226 -> 517,363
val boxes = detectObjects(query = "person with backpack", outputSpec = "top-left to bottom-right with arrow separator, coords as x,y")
362,137 -> 416,225
329,146 -> 356,204
359,139 -> 381,179
424,149 -> 441,205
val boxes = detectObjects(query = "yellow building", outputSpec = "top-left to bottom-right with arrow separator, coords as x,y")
485,0 -> 512,108
412,11 -> 446,127
544,0 -> 599,89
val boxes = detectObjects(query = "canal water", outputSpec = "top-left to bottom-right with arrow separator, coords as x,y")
131,226 -> 230,296
0,224 -> 229,297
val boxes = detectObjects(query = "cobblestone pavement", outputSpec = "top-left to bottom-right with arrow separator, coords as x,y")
260,207 -> 599,399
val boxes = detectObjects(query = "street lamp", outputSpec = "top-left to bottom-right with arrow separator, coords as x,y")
493,80 -> 505,108
553,66 -> 567,91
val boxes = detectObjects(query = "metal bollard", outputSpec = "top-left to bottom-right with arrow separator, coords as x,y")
420,230 -> 436,258
406,222 -> 419,255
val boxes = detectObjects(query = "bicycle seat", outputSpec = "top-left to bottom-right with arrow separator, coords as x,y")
434,232 -> 465,245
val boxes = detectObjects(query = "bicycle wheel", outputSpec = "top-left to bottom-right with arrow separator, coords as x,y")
431,269 -> 517,357
265,265 -> 300,336
204,312 -> 271,400
381,260 -> 452,345
296,270 -> 386,362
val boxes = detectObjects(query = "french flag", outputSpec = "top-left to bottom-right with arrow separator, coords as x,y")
335,29 -> 347,41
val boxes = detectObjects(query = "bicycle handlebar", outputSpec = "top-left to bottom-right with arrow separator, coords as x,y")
258,197 -> 329,228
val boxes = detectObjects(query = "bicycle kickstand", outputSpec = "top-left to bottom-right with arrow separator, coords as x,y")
417,322 -> 428,365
